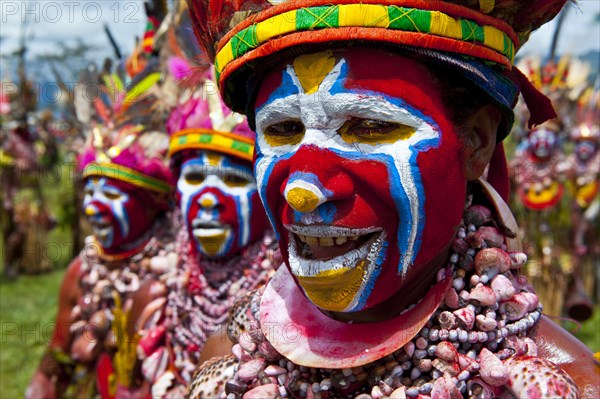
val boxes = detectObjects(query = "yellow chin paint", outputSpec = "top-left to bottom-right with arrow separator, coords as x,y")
198,232 -> 227,256
525,181 -> 560,205
296,260 -> 368,312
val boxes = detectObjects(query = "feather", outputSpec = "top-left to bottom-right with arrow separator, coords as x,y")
93,98 -> 112,124
168,56 -> 194,81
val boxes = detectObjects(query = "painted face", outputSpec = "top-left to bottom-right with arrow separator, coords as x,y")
575,140 -> 597,161
83,177 -> 158,250
176,151 -> 268,258
529,128 -> 557,159
254,49 -> 466,313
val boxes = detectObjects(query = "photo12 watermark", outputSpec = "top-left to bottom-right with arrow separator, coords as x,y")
1,1 -> 144,25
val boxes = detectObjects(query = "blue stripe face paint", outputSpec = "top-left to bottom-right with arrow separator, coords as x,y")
176,151 -> 268,258
252,49 -> 467,313
83,177 -> 131,248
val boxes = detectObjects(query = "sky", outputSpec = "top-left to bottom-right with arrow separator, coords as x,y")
1,0 -> 599,68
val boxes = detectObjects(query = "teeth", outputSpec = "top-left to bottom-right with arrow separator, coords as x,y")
192,219 -> 222,229
297,234 -> 357,246
319,237 -> 334,246
335,236 -> 348,245
305,236 -> 319,245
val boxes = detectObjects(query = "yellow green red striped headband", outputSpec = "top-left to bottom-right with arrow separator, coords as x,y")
83,163 -> 173,194
168,129 -> 255,162
214,0 -> 519,85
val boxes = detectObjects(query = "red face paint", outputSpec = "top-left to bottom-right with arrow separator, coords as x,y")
83,177 -> 161,251
254,48 -> 467,313
176,151 -> 269,258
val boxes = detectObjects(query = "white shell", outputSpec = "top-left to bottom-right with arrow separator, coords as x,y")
151,370 -> 174,398
142,347 -> 169,382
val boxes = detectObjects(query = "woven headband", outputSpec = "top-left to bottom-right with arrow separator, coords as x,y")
168,129 -> 255,162
214,0 -> 518,86
83,163 -> 173,194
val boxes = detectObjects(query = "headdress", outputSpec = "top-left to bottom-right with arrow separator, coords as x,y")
571,80 -> 600,142
166,3 -> 255,166
187,0 -> 567,135
125,0 -> 169,78
76,60 -> 175,197
187,0 -> 569,200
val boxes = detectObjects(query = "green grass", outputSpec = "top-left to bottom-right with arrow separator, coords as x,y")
0,156 -> 75,398
572,306 -> 600,353
0,269 -> 65,398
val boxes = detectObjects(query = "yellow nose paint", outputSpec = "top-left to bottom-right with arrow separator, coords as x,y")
85,205 -> 96,216
286,187 -> 321,212
200,197 -> 215,208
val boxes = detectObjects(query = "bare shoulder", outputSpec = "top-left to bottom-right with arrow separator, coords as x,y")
61,256 -> 84,304
531,316 -> 600,398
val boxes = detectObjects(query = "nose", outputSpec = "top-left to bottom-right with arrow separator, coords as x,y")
284,179 -> 328,213
84,204 -> 98,217
198,192 -> 219,209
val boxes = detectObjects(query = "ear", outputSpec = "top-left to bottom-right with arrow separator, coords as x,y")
462,104 -> 502,180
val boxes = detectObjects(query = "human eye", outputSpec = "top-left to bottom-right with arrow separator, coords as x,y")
338,118 -> 415,144
184,170 -> 206,185
263,120 -> 305,146
222,173 -> 251,187
103,189 -> 123,200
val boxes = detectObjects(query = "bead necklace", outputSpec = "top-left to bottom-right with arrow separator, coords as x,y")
221,197 -> 552,399
66,215 -> 177,395
145,218 -> 280,397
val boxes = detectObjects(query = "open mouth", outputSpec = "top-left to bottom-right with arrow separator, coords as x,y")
88,219 -> 112,240
191,219 -> 228,236
285,224 -> 386,311
191,218 -> 231,256
285,224 -> 385,277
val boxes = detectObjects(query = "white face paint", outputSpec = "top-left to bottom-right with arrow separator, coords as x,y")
177,152 -> 258,258
253,56 -> 443,312
83,177 -> 130,248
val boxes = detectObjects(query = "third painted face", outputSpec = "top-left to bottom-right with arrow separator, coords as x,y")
254,48 -> 467,313
529,128 -> 557,159
575,140 -> 597,161
83,177 -> 157,250
177,151 -> 268,258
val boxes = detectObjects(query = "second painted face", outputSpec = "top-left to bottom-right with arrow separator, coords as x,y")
83,177 -> 159,250
575,140 -> 597,161
177,151 -> 268,258
254,48 -> 467,313
529,128 -> 557,159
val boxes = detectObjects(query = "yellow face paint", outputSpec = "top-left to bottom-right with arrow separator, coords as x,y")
223,174 -> 251,188
525,181 -> 560,204
264,132 -> 303,147
200,196 -> 215,208
206,153 -> 223,167
297,261 -> 368,312
293,50 -> 336,94
338,119 -> 415,145
198,232 -> 227,256
285,187 -> 322,212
